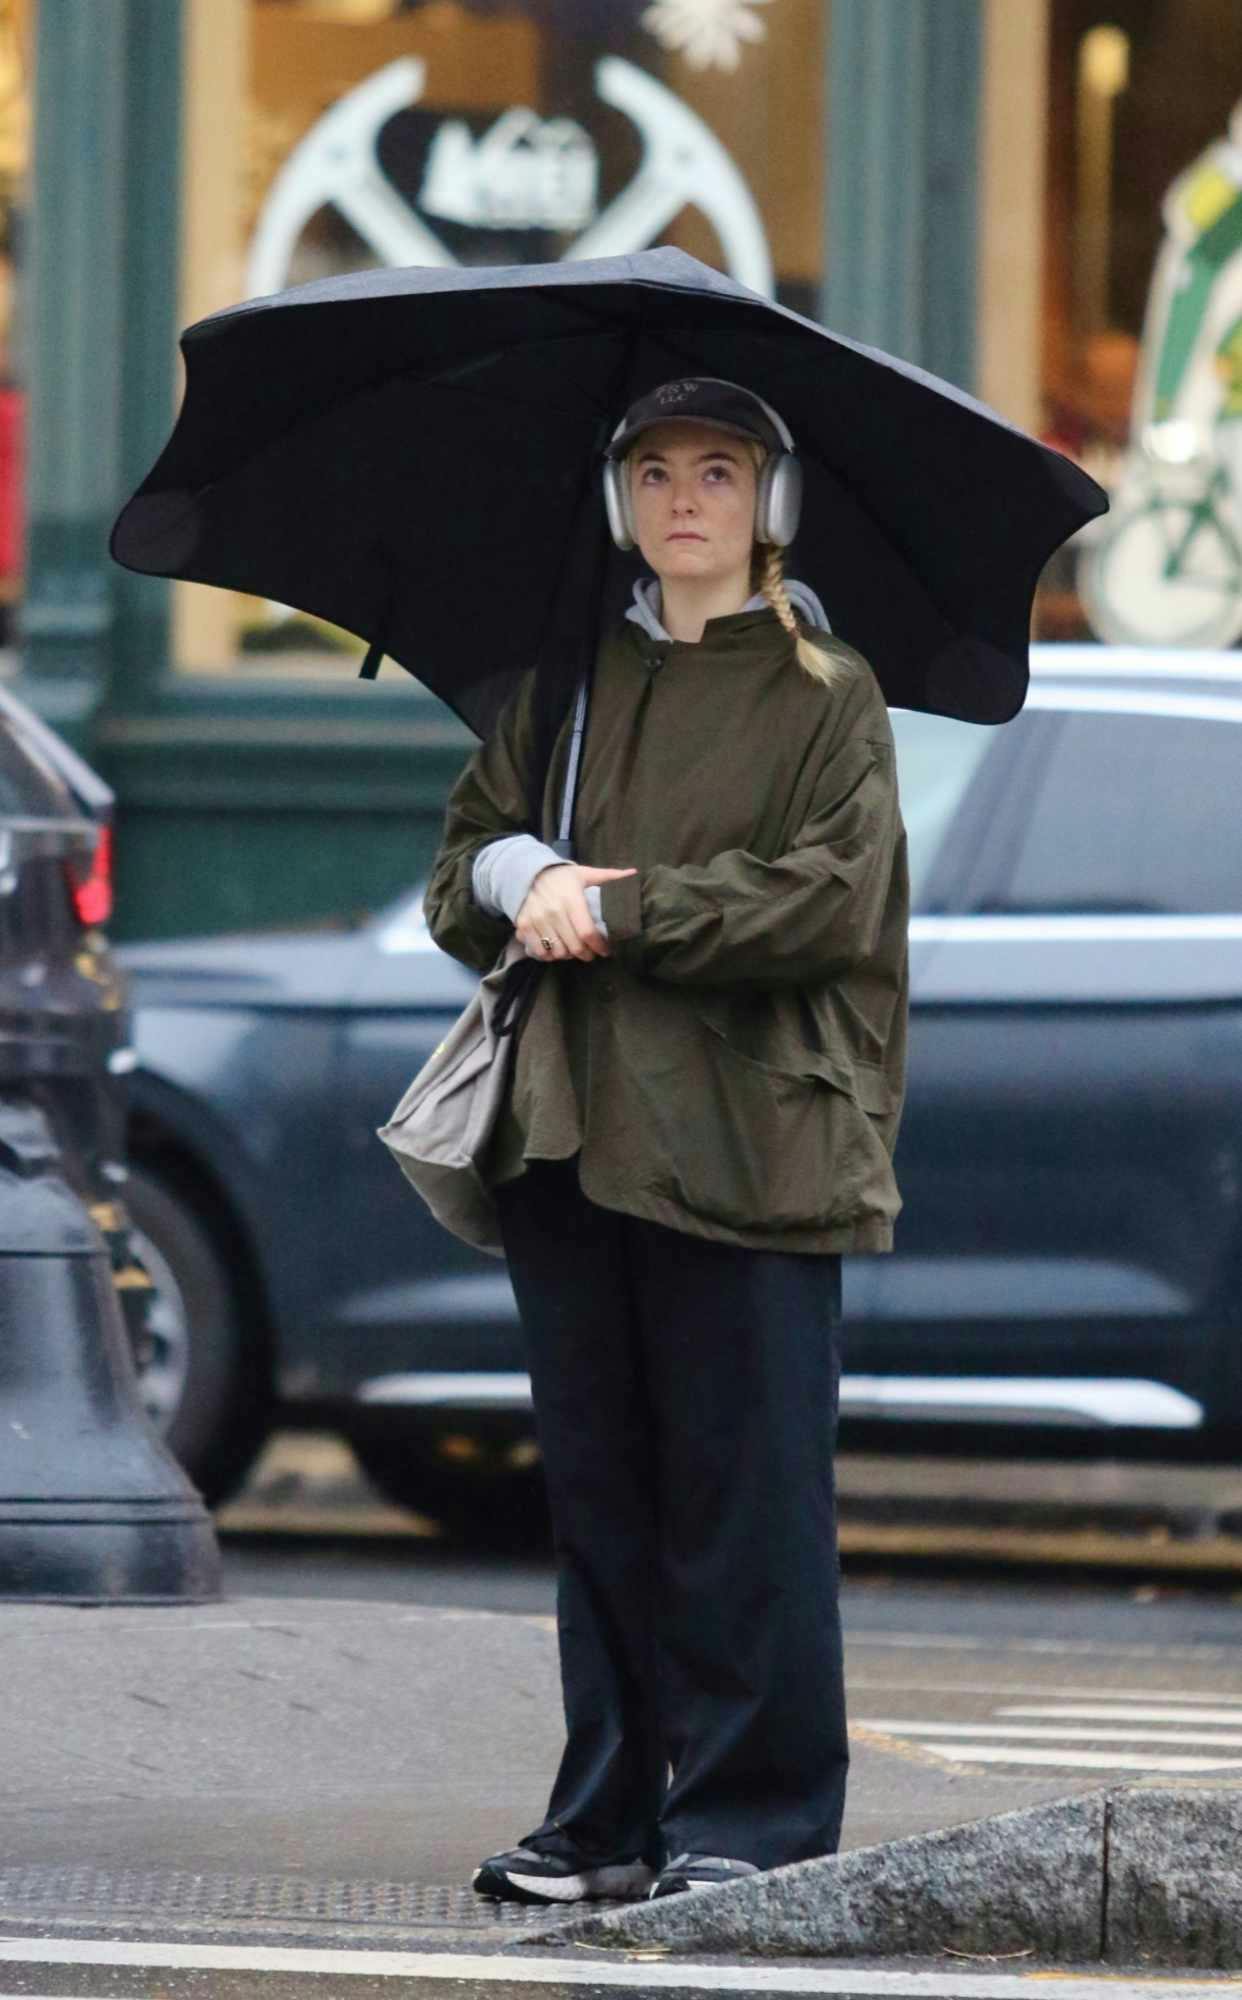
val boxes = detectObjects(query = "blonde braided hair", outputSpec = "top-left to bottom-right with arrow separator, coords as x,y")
742,439 -> 852,694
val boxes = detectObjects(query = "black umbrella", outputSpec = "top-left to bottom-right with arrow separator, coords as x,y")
110,246 -> 1107,764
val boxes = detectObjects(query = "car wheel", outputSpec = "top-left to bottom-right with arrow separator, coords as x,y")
347,1426 -> 550,1549
122,1162 -> 271,1509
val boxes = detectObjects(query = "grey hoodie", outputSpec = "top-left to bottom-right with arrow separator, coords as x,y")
470,576 -> 833,938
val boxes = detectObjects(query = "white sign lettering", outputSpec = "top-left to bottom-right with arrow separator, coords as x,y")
420,107 -> 597,232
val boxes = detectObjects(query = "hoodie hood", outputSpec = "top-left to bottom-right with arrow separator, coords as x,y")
625,573 -> 832,643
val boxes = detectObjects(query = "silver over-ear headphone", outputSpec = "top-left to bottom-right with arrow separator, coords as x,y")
602,378 -> 803,553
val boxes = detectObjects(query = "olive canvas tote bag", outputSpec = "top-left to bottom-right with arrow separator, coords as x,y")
376,673 -> 590,1257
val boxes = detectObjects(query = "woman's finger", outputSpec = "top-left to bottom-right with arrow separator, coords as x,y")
523,920 -> 568,960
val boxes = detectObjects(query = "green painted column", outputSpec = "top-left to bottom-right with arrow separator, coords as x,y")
20,0 -> 182,741
111,0 -> 185,712
20,0 -> 131,735
824,0 -> 981,390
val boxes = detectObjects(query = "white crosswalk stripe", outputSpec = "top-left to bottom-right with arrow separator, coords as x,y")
912,1746 -> 1242,1772
862,1719 -> 1242,1748
855,1693 -> 1242,1774
1001,1702 -> 1242,1725
0,1940 -> 1237,1998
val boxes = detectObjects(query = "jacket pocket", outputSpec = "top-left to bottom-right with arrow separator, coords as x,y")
641,1011 -> 893,1233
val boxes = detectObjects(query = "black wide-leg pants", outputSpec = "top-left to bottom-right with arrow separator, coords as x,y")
492,1152 -> 848,1874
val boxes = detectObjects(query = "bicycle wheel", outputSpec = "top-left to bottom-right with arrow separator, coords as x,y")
1078,495 -> 1242,648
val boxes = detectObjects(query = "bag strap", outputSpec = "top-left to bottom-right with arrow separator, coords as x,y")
496,666 -> 591,1038
546,670 -> 591,861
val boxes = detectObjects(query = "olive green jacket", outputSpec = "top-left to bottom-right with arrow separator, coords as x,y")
421,604 -> 910,1254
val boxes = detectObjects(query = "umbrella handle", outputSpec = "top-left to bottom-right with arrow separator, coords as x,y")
359,556 -> 400,679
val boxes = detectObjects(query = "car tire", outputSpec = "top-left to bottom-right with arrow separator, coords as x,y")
347,1427 -> 551,1549
122,1162 -> 271,1509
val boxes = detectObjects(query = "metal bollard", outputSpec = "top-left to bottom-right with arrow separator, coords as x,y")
0,1093 -> 221,1602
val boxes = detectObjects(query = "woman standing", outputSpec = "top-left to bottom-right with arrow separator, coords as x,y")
421,375 -> 909,1905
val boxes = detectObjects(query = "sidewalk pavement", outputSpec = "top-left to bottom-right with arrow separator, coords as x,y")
0,1596 -> 1238,1972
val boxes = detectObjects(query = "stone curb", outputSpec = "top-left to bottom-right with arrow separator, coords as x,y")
516,1783 -> 1242,1969
1108,1782 -> 1242,1966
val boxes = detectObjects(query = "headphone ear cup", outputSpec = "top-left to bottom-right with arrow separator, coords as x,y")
753,453 -> 775,545
757,452 -> 803,547
603,459 -> 635,550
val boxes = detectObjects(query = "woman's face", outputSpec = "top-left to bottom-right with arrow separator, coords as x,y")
627,420 -> 761,588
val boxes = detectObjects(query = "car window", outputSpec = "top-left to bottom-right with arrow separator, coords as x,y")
889,709 -> 995,910
980,708 -> 1242,915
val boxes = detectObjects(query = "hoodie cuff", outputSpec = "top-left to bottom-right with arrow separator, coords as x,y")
472,834 -> 570,925
599,871 -> 643,946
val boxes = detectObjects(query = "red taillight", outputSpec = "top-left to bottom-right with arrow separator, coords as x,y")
64,822 -> 114,929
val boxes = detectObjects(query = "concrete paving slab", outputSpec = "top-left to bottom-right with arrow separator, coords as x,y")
0,1598 -> 1106,1893
0,1600 -> 563,1887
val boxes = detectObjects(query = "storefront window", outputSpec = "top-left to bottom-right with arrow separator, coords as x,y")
1038,0 -> 1242,647
174,0 -> 825,676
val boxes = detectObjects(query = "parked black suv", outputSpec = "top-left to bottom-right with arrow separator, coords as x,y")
0,681 -> 153,1360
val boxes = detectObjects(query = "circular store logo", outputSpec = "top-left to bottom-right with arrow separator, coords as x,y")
245,55 -> 774,302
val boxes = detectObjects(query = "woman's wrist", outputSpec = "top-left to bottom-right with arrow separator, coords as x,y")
471,834 -> 570,923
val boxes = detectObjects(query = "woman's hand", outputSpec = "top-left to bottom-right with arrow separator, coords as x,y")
516,863 -> 637,961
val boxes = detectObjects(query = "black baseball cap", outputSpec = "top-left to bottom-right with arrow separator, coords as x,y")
603,376 -> 787,461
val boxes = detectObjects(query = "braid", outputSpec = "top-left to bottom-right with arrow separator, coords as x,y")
756,542 -> 800,645
754,532 -> 852,695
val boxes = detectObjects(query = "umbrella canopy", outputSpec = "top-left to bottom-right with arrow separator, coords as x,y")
110,245 -> 1107,740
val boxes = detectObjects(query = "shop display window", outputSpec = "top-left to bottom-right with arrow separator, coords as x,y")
1040,0 -> 1242,646
173,0 -> 825,677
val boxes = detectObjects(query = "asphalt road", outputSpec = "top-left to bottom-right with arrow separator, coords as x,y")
216,1429 -> 1242,1629
221,1528 -> 1242,1647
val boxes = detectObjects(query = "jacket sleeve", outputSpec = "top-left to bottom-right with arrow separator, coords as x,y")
421,669 -> 544,973
597,682 -> 902,991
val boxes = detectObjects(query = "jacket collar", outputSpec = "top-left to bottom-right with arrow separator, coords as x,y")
624,572 -> 832,643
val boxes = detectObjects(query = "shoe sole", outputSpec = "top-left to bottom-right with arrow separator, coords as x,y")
473,1860 -> 654,1905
